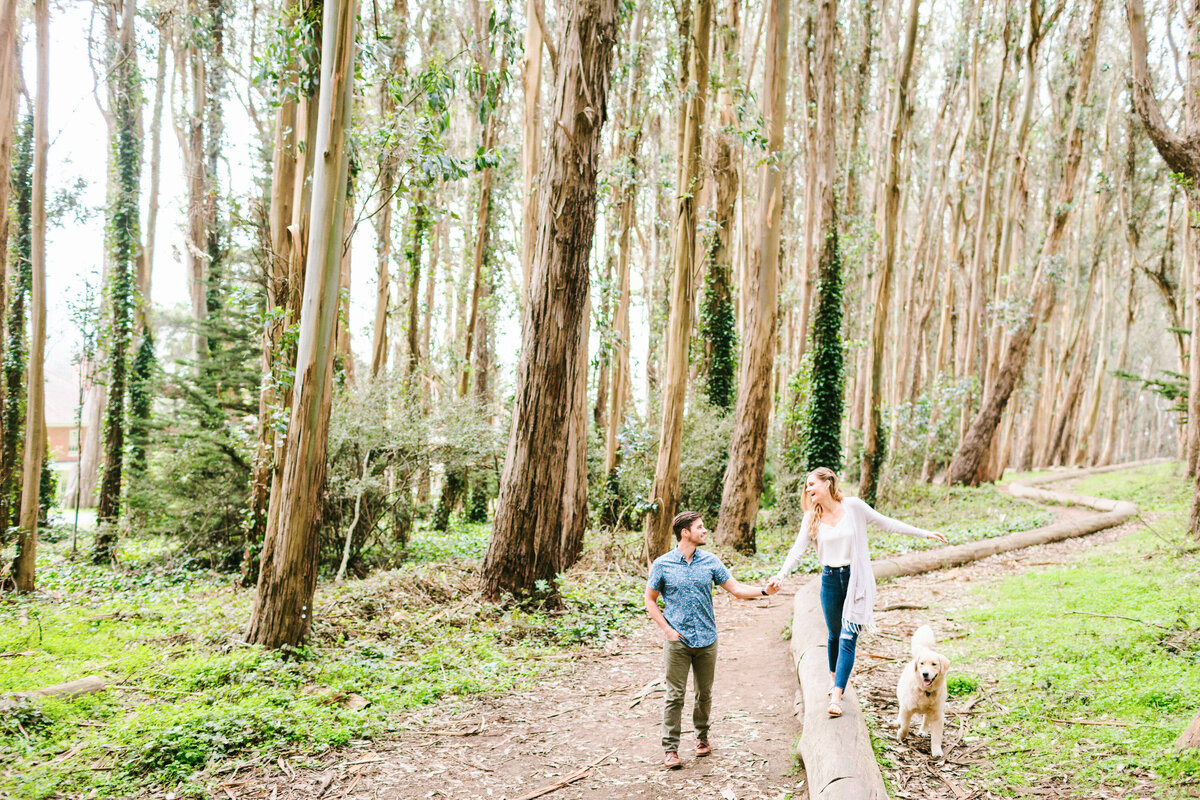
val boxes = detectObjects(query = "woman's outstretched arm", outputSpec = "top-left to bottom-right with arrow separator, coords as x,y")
858,499 -> 948,542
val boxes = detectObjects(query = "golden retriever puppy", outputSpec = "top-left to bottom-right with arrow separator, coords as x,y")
895,624 -> 950,758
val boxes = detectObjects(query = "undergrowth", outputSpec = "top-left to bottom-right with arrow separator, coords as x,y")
950,462 -> 1200,796
0,517 -> 643,799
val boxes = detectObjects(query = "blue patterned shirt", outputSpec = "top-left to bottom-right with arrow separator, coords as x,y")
647,547 -> 733,648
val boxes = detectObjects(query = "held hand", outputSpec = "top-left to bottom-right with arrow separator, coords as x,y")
766,576 -> 783,593
664,627 -> 682,642
929,531 -> 948,544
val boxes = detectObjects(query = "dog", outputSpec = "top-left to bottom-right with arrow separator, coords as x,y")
895,624 -> 950,758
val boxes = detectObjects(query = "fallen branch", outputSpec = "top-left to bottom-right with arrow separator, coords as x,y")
111,684 -> 200,696
880,603 -> 928,612
1048,718 -> 1131,727
15,676 -> 106,700
1061,611 -> 1167,629
513,749 -> 616,800
629,679 -> 662,708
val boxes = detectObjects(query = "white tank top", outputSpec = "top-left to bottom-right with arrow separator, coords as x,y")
817,514 -> 853,568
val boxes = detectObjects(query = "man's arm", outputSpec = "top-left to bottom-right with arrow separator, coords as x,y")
719,578 -> 779,600
645,587 -> 682,641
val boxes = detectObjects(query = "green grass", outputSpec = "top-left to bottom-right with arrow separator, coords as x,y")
948,462 -> 1200,797
0,518 -> 646,799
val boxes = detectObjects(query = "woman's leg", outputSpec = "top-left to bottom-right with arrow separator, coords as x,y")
819,568 -> 845,676
832,566 -> 858,692
833,621 -> 859,691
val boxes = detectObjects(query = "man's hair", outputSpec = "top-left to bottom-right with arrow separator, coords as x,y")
672,511 -> 702,541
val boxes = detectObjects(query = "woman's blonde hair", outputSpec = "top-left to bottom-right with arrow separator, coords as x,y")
802,467 -> 843,543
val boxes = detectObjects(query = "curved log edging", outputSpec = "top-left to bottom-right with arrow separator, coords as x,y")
787,460 -> 1167,798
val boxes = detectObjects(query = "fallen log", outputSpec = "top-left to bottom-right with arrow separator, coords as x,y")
15,676 -> 106,700
872,502 -> 1135,581
790,579 -> 887,800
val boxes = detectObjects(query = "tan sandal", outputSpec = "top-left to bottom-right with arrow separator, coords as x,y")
827,700 -> 843,717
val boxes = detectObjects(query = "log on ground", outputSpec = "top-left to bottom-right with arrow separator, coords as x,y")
790,578 -> 888,800
15,676 -> 106,699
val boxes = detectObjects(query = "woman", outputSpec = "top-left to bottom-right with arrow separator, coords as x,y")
768,467 -> 947,717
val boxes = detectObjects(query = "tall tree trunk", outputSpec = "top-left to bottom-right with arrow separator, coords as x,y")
94,0 -> 143,560
0,0 -> 19,371
0,115 -> 30,549
561,304 -> 589,569
177,7 -> 209,363
645,0 -> 712,560
948,0 -> 1104,485
139,24 -> 168,329
405,193 -> 429,381
1098,264 -> 1134,466
481,0 -> 618,600
714,0 -> 787,553
603,4 -> 649,478
700,0 -> 739,412
520,0 -> 546,308
800,0 -> 842,474
247,0 -> 317,584
461,118 -> 498,397
14,0 -> 48,592
859,0 -> 920,504
370,0 -> 406,379
246,0 -> 356,648
336,181 -> 355,383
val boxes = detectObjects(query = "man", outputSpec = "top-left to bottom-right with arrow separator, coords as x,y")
645,510 -> 779,770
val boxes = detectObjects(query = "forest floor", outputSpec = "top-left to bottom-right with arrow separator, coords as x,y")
223,587 -> 807,800
4,469 -> 1196,800
234,469 -> 1200,800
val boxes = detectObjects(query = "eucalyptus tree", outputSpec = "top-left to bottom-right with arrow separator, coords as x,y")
95,0 -> 144,561
714,0 -> 788,553
481,0 -> 619,600
14,0 -> 49,592
246,0 -> 357,649
645,0 -> 712,560
858,0 -> 921,504
947,0 -> 1106,485
0,116 -> 30,548
800,0 -> 843,475
0,0 -> 16,374
1127,0 -> 1200,535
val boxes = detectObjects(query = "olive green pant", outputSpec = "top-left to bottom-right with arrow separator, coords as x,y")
661,639 -> 718,752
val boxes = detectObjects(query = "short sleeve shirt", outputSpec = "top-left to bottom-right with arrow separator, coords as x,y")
647,547 -> 733,648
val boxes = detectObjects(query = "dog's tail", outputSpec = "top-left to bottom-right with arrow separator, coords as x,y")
912,624 -> 936,655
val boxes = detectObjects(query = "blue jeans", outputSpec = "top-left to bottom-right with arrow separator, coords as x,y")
820,565 -> 859,690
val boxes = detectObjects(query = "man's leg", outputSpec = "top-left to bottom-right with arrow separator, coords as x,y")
661,640 -> 691,753
692,641 -> 718,747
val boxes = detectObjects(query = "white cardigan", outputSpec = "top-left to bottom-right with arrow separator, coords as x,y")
774,496 -> 937,632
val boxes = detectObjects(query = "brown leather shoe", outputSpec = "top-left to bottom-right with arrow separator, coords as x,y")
696,739 -> 712,757
664,751 -> 682,770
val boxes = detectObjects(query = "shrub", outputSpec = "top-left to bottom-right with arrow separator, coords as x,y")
884,375 -> 976,483
321,380 -> 503,572
946,674 -> 979,697
595,399 -> 735,528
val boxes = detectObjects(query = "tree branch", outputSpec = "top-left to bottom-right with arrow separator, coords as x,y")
1127,0 -> 1196,176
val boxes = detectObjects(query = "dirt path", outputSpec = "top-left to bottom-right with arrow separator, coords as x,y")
236,591 -> 807,800
219,499 -> 1141,800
